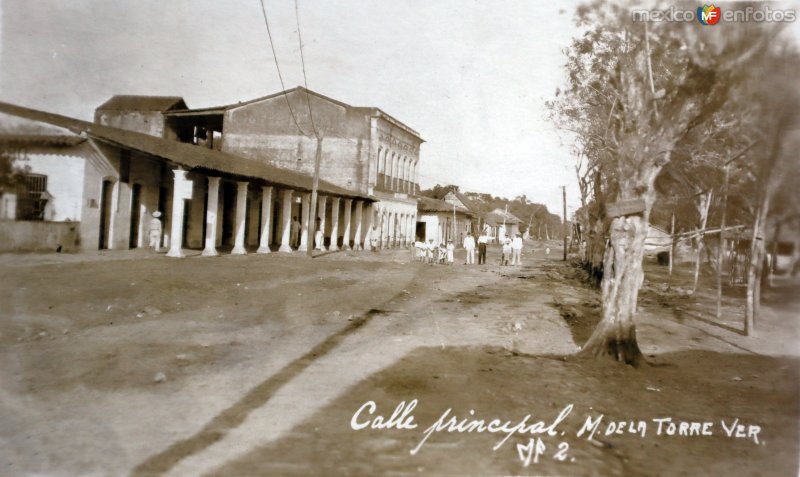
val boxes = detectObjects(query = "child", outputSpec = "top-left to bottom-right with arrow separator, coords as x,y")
415,241 -> 426,262
446,241 -> 455,265
438,243 -> 447,264
426,239 -> 436,264
502,238 -> 512,266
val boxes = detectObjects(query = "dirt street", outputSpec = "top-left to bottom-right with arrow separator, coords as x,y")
1,242 -> 798,476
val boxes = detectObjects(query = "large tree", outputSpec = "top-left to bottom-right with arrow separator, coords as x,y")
551,1 -> 780,365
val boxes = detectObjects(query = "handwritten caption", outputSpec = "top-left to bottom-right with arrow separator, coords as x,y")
350,400 -> 764,467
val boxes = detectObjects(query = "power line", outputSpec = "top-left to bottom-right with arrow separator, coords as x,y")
257,0 -> 309,137
294,0 -> 318,138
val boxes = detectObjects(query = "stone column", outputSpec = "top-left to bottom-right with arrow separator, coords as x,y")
329,197 -> 340,251
403,214 -> 411,247
400,214 -> 408,248
257,186 -> 273,254
342,198 -> 352,250
202,176 -> 220,256
353,200 -> 363,251
389,212 -> 395,248
395,213 -> 402,247
167,168 -> 188,258
404,214 -> 410,245
366,203 -> 375,250
316,195 -> 327,251
279,189 -> 293,252
231,181 -> 248,255
299,192 -> 310,252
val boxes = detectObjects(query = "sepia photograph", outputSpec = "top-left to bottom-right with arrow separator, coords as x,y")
1,1 -> 799,476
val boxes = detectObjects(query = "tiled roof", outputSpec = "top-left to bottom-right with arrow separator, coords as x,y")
444,191 -> 478,212
166,86 -> 424,141
417,196 -> 472,215
96,95 -> 187,112
0,102 -> 373,201
0,134 -> 86,147
484,210 -> 522,225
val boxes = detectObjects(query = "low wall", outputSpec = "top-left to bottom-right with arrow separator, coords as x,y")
0,220 -> 81,253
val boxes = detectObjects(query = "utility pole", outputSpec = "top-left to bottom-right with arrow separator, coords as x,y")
562,185 -> 567,261
668,210 -> 676,290
306,133 -> 323,257
503,204 -> 508,243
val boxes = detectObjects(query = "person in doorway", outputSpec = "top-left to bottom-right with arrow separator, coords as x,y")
478,232 -> 488,265
463,232 -> 476,264
291,216 -> 301,249
512,233 -> 524,266
148,211 -> 162,252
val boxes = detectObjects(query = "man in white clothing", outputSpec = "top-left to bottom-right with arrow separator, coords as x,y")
463,232 -> 476,264
148,211 -> 162,252
511,233 -> 523,266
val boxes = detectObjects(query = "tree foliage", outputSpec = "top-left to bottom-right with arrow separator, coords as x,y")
548,0 -> 798,364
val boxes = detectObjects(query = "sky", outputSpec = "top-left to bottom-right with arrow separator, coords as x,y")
0,0 -> 587,215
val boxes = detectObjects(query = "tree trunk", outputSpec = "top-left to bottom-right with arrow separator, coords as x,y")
716,166 -> 729,319
584,212 -> 606,286
768,221 -> 781,286
745,198 -> 769,335
579,213 -> 646,366
790,218 -> 800,277
692,191 -> 712,293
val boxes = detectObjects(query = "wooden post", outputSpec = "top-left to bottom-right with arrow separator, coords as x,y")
307,134 -> 323,258
668,211 -> 675,290
716,165 -> 729,319
562,186 -> 568,261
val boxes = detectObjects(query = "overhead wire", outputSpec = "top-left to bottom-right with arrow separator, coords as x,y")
257,0 -> 310,137
293,0 -> 318,138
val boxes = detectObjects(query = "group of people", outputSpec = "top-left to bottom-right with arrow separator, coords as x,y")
415,239 -> 455,264
462,231 -> 524,266
413,231 -> 524,266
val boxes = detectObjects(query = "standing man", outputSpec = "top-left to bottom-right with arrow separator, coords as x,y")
290,216 -> 301,249
314,217 -> 324,250
478,231 -> 488,265
463,231 -> 476,264
512,233 -> 523,266
148,211 -> 162,252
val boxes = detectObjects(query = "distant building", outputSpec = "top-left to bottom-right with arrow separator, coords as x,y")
482,208 -> 522,243
416,196 -> 473,245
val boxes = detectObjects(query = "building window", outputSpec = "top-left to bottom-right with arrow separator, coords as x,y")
16,173 -> 48,221
120,150 -> 131,184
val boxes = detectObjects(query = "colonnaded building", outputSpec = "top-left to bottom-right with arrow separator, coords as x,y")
0,87 -> 423,255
